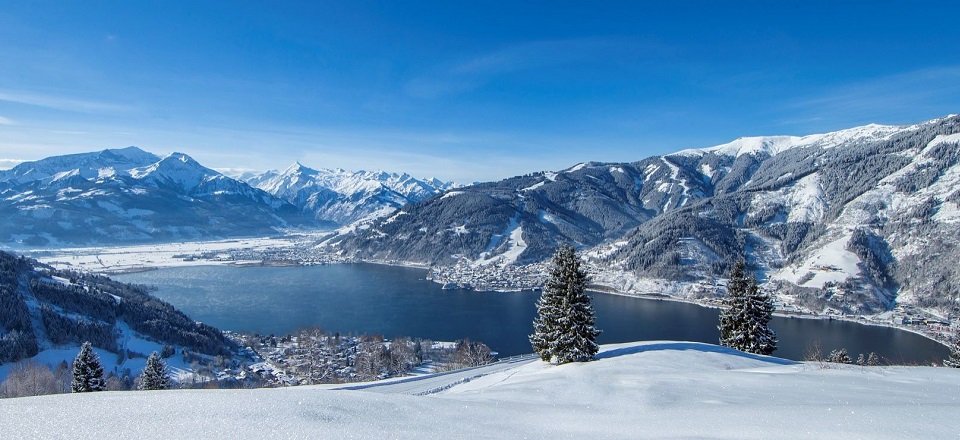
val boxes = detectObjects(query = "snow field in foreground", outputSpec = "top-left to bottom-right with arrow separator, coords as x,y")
1,341 -> 958,439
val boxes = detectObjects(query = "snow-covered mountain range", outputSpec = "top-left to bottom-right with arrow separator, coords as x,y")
0,147 -> 452,246
329,115 -> 960,316
235,163 -> 456,225
0,147 -> 312,246
3,116 -> 959,318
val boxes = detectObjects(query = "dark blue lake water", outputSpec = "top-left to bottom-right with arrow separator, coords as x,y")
115,263 -> 949,363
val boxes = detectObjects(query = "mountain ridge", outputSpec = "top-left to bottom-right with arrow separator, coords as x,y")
0,149 -> 310,247
0,147 -> 455,246
240,162 -> 457,225
328,115 -> 960,317
2,116 -> 959,319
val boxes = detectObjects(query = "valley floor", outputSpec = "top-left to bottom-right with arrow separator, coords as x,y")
1,341 -> 958,439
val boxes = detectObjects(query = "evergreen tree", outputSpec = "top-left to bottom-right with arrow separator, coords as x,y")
718,260 -> 777,355
944,331 -> 960,368
867,352 -> 881,366
139,351 -> 170,390
744,279 -> 778,355
719,261 -> 750,350
71,342 -> 105,393
529,245 -> 600,364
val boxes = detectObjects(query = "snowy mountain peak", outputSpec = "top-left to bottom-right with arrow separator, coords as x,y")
105,146 -> 159,163
243,162 -> 457,225
168,152 -> 194,163
130,152 -> 219,191
0,147 -> 307,246
282,161 -> 317,176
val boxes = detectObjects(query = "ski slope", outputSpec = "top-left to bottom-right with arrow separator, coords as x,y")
1,341 -> 958,439
336,354 -> 538,395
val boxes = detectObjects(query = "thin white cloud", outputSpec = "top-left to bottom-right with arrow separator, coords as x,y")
0,89 -> 133,113
213,167 -> 261,178
0,158 -> 26,170
0,116 -> 14,125
405,37 -> 661,99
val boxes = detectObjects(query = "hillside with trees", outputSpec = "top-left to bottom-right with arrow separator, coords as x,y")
0,251 -> 236,370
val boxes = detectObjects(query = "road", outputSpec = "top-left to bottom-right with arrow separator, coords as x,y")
333,354 -> 539,395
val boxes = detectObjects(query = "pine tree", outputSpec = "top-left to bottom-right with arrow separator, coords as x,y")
71,342 -> 105,393
944,331 -> 960,368
718,260 -> 777,355
139,351 -> 170,390
529,245 -> 601,364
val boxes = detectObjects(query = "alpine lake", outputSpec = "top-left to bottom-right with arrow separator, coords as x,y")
114,263 -> 949,364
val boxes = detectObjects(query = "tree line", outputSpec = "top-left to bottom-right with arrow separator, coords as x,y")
0,251 -> 236,366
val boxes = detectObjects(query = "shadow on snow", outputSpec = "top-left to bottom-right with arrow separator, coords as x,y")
595,342 -> 797,366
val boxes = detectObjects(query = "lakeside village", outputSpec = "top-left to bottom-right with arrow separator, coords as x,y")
171,329 -> 494,388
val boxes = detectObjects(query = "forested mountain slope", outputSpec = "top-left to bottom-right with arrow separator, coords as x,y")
331,115 -> 960,315
0,251 -> 234,370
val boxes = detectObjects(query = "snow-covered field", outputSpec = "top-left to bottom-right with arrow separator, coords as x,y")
2,341 -> 958,439
24,236 -> 300,273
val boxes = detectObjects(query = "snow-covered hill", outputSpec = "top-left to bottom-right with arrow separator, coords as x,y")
239,163 -> 456,225
2,341 -> 956,439
0,148 -> 312,246
329,115 -> 960,317
0,251 -> 236,381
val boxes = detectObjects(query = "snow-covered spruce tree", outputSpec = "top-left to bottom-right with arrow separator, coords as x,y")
718,260 -> 777,355
71,342 -> 105,393
529,245 -> 600,364
944,331 -> 960,368
744,278 -> 777,355
139,351 -> 170,390
718,261 -> 750,350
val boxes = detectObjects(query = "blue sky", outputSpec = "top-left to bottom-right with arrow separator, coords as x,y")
0,1 -> 958,182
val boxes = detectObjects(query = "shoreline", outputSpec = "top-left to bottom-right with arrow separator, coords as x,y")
30,245 -> 952,351
590,285 -> 951,350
